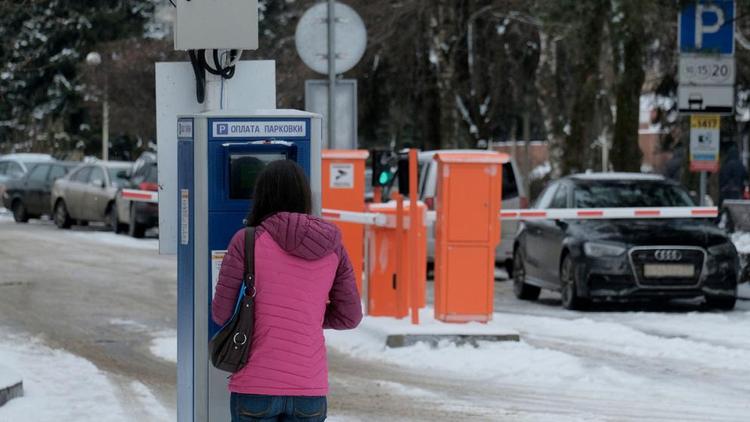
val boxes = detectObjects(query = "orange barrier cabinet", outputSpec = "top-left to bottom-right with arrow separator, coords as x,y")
434,152 -> 505,323
322,150 -> 368,294
366,200 -> 427,317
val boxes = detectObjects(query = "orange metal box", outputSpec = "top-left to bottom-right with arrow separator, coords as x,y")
434,152 -> 505,323
366,201 -> 427,317
322,150 -> 368,294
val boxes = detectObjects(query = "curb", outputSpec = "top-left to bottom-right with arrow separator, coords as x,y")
386,333 -> 521,348
0,365 -> 23,408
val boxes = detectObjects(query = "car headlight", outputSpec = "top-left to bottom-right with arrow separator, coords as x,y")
707,242 -> 736,256
584,242 -> 627,258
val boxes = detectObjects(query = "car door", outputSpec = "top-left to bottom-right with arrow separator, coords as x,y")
45,165 -> 69,215
523,182 -> 558,282
24,164 -> 50,215
537,182 -> 570,284
84,166 -> 108,221
66,166 -> 91,219
498,161 -> 520,264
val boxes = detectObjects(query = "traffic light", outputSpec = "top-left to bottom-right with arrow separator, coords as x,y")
371,150 -> 395,187
397,151 -> 410,196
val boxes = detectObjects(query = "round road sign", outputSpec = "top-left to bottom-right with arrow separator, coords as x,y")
295,2 -> 367,75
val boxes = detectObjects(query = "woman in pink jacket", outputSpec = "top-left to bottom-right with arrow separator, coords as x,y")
212,160 -> 363,421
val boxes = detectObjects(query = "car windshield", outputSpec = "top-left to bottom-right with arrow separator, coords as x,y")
573,181 -> 694,208
108,167 -> 131,188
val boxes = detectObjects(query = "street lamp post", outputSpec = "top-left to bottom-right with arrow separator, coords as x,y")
85,51 -> 109,161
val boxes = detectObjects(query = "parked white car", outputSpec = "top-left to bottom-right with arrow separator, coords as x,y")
418,150 -> 527,276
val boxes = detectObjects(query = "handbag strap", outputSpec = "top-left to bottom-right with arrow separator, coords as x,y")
244,227 -> 256,297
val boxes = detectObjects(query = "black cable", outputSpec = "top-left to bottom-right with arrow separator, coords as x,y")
188,50 -> 206,103
202,50 -> 237,79
186,49 -> 239,103
169,0 -> 176,6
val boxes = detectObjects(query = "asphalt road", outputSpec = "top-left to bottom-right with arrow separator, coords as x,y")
1,214 -> 749,421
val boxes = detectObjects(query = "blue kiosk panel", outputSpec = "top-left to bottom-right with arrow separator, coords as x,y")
206,118 -> 311,336
177,113 -> 319,422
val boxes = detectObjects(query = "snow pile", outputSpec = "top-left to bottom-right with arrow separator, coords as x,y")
732,231 -> 750,255
0,363 -> 22,392
149,331 -> 177,363
0,207 -> 10,220
327,307 -> 750,420
0,331 -> 170,422
326,309 -> 638,390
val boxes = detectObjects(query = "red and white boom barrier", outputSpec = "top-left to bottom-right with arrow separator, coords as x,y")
324,206 -> 719,227
497,206 -> 718,220
322,209 -> 389,227
121,189 -> 159,204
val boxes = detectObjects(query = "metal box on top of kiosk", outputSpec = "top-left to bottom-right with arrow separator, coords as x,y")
177,110 -> 322,422
434,152 -> 504,323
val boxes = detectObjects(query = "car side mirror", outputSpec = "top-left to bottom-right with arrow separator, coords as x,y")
91,179 -> 105,188
116,170 -> 130,179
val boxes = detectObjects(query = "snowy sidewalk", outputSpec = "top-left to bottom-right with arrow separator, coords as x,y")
0,329 -> 172,422
330,307 -> 519,348
0,364 -> 22,408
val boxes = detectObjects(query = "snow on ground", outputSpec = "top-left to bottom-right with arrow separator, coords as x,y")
327,305 -> 750,421
0,329 -> 170,422
732,231 -> 750,254
149,331 -> 177,363
739,282 -> 750,299
0,207 -> 10,220
63,229 -> 159,251
0,364 -> 21,391
108,320 -> 176,363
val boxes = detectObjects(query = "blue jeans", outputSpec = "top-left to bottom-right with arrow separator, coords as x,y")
230,393 -> 327,422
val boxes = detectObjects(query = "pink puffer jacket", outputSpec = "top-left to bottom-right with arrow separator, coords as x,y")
212,212 -> 362,396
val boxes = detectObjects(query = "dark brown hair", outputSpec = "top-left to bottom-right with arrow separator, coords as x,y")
246,160 -> 312,226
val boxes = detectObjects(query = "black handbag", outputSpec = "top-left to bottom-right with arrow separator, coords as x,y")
209,226 -> 256,372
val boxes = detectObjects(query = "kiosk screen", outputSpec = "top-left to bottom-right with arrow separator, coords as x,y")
229,153 -> 287,199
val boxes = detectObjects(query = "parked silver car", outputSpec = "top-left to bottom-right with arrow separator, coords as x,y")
51,161 -> 131,229
418,150 -> 527,275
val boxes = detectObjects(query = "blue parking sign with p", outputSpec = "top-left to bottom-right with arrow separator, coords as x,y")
680,0 -> 735,54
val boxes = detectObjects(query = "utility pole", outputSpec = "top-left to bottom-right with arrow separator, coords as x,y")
327,0 -> 336,149
86,51 -> 109,161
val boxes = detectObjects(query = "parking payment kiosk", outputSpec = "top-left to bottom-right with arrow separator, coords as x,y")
177,110 -> 322,421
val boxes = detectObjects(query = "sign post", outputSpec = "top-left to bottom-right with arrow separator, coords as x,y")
678,0 -> 735,115
678,0 -> 734,205
296,2 -> 366,149
690,115 -> 721,205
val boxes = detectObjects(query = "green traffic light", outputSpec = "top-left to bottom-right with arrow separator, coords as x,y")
379,172 -> 391,185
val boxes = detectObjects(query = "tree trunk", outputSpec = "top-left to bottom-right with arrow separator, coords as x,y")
535,31 -> 565,178
610,2 -> 646,172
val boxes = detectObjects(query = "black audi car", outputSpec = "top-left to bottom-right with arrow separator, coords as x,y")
512,173 -> 739,310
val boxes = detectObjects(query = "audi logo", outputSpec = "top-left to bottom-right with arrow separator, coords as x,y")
654,250 -> 683,261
